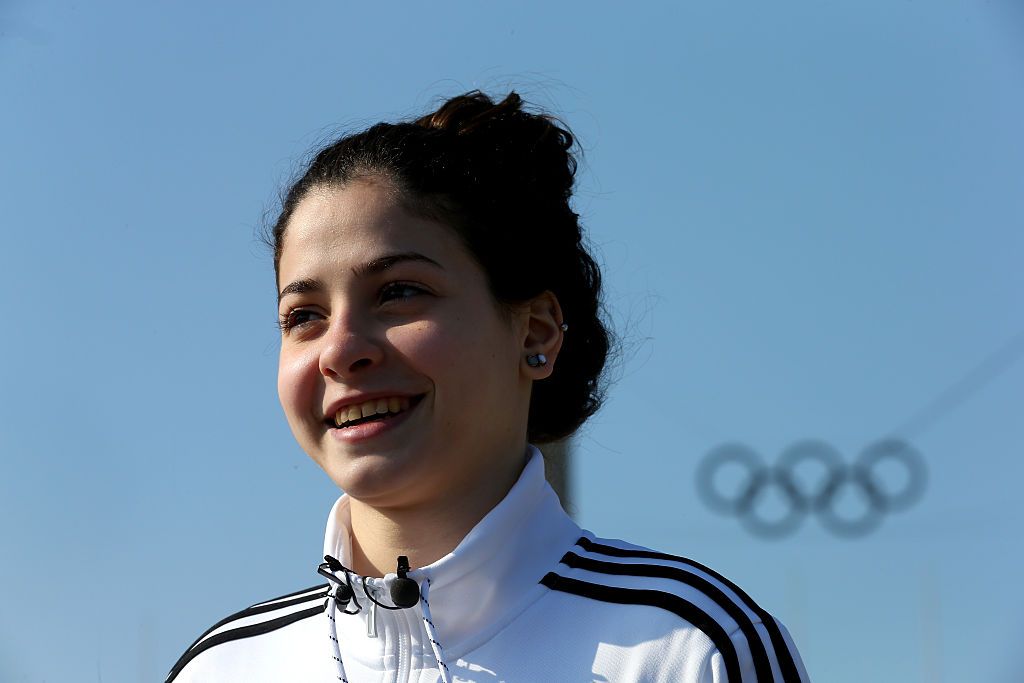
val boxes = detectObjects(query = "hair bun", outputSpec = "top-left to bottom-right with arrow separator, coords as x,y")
414,91 -> 576,202
415,91 -> 524,135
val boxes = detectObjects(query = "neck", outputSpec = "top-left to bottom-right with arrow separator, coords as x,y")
347,444 -> 530,577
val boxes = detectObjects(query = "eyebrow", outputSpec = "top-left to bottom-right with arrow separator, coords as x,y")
353,252 -> 443,277
277,278 -> 322,303
277,252 -> 443,303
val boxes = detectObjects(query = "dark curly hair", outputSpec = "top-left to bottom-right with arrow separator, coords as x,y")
267,91 -> 611,443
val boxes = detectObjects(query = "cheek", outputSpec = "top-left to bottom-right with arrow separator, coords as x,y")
388,322 -> 456,376
277,347 -> 322,418
389,318 -> 518,393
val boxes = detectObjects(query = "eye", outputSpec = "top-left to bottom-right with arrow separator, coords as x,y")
379,282 -> 427,304
278,308 -> 322,333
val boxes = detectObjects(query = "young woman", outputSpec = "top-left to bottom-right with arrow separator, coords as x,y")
167,92 -> 810,682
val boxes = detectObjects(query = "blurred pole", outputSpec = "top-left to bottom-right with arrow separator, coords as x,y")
784,568 -> 807,651
920,569 -> 943,683
138,612 -> 156,683
539,439 -> 572,517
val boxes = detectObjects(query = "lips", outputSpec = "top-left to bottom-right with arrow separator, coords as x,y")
326,395 -> 425,429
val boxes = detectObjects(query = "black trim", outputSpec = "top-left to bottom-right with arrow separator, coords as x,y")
561,551 -> 774,682
577,537 -> 802,683
251,583 -> 332,607
541,573 -> 742,683
177,584 -> 329,657
167,585 -> 329,681
166,602 -> 326,682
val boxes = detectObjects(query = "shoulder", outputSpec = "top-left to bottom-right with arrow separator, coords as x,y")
165,583 -> 330,683
539,534 -> 810,683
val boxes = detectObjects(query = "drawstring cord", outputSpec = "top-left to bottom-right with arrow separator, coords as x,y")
419,578 -> 452,683
325,598 -> 349,682
318,555 -> 453,683
318,556 -> 354,682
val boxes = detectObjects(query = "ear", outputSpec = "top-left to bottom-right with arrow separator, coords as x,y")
521,291 -> 565,380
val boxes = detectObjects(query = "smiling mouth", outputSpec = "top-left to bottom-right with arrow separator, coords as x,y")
327,395 -> 425,430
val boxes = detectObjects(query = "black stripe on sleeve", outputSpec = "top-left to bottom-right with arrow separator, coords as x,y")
166,601 -> 327,682
541,572 -> 743,683
178,584 -> 330,656
560,551 -> 775,682
251,583 -> 332,607
577,537 -> 802,683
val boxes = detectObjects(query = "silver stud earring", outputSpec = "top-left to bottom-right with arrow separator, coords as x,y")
560,323 -> 569,332
526,353 -> 548,367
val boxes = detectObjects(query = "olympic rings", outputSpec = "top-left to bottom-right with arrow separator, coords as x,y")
696,438 -> 927,538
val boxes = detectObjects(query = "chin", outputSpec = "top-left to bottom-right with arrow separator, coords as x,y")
319,448 -> 436,507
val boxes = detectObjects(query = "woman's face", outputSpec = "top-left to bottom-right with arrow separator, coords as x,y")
276,179 -> 539,509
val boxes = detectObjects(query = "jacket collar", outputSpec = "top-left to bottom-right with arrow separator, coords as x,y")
322,444 -> 581,654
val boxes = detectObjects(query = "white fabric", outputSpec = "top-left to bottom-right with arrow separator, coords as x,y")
168,445 -> 811,682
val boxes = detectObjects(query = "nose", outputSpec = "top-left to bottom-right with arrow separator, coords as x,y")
318,315 -> 385,379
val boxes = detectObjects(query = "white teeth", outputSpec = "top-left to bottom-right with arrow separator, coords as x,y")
334,397 -> 415,427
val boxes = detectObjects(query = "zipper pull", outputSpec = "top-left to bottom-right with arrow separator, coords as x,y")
366,593 -> 378,638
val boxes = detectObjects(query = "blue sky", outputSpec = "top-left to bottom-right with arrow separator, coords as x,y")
2,1 -> 1022,681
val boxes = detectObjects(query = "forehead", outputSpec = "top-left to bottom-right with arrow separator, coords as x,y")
278,180 -> 462,279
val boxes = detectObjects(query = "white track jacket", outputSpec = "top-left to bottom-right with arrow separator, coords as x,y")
168,447 -> 810,682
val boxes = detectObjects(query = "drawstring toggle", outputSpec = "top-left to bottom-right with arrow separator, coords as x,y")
390,555 -> 420,608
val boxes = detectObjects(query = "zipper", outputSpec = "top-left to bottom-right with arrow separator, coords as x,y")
358,577 -> 419,680
396,601 -> 416,683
